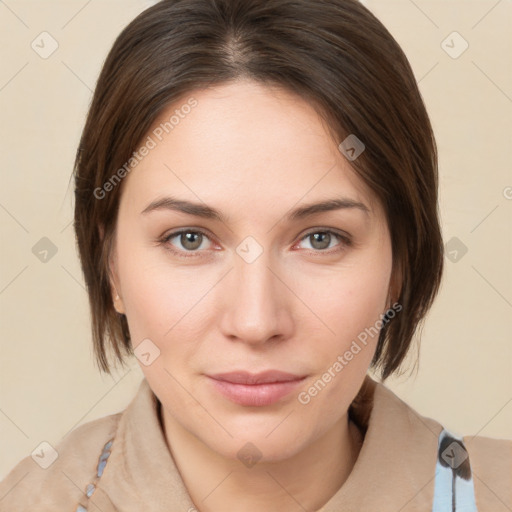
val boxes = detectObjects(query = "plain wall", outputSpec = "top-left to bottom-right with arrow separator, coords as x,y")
0,0 -> 511,480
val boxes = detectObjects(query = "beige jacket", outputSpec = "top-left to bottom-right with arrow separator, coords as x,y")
1,375 -> 510,511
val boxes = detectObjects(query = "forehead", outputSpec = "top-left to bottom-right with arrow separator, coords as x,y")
119,79 -> 379,217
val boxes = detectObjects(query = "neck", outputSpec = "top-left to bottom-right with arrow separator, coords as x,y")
161,405 -> 363,512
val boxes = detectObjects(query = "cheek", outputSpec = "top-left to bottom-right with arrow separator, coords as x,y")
296,242 -> 392,403
114,234 -> 179,342
115,239 -> 219,352
304,251 -> 392,342
294,261 -> 392,430
121,269 -> 192,344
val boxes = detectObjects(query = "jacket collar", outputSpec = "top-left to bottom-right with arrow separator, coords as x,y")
99,374 -> 442,511
321,376 -> 442,511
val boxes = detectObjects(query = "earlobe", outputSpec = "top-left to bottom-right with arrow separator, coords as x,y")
109,274 -> 126,315
112,290 -> 126,315
110,274 -> 126,315
105,227 -> 126,315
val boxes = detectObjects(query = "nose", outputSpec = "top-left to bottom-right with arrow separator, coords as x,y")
218,249 -> 294,347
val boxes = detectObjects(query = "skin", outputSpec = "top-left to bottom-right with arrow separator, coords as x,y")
108,79 -> 398,512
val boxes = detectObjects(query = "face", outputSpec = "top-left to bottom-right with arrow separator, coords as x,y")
108,79 -> 395,462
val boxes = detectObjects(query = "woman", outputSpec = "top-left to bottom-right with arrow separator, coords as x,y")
0,0 -> 510,511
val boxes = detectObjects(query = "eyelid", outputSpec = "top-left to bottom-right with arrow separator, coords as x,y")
160,227 -> 217,258
294,228 -> 352,252
159,227 -> 352,257
299,227 -> 351,241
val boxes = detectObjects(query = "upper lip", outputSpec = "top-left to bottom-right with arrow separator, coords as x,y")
208,370 -> 306,385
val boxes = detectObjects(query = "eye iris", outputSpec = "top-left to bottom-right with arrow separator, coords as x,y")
310,232 -> 331,250
181,232 -> 202,250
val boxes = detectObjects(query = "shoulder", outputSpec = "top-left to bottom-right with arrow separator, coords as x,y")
0,411 -> 122,512
463,433 -> 512,511
367,378 -> 511,510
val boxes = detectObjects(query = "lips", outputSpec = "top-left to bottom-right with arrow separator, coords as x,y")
207,370 -> 307,406
209,370 -> 305,385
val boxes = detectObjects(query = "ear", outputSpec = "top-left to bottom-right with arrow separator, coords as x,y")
387,260 -> 403,308
101,223 -> 126,315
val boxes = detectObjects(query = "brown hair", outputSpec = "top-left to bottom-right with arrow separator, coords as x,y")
73,0 -> 443,381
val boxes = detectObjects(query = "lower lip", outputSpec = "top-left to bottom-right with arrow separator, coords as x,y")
207,377 -> 306,407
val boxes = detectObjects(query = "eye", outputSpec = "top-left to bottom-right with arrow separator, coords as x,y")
161,229 -> 214,256
159,227 -> 352,258
295,229 -> 351,253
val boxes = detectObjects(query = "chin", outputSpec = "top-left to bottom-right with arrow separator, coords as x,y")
204,420 -> 312,464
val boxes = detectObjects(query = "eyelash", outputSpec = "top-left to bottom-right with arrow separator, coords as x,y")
158,228 -> 352,259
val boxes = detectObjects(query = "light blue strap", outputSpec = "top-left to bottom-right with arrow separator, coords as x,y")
74,438 -> 114,511
432,428 -> 478,511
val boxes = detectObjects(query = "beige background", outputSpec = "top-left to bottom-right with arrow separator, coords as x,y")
0,0 -> 511,480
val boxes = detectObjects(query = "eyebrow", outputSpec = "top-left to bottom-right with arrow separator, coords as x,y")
140,196 -> 370,222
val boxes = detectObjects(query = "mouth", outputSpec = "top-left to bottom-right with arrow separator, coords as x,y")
206,370 -> 307,407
